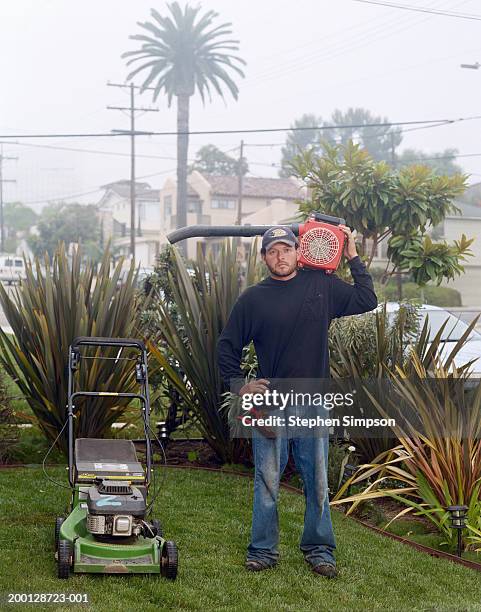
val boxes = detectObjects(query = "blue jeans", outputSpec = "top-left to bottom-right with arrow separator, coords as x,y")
247,431 -> 336,567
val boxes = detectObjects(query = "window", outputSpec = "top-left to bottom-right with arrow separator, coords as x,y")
188,199 -> 202,213
138,202 -> 146,221
15,259 -> 23,268
211,198 -> 235,210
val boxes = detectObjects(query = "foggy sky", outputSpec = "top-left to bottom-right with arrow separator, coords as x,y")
1,0 -> 480,209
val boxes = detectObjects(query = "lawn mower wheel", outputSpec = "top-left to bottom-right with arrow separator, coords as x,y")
57,540 -> 73,579
160,540 -> 178,580
54,517 -> 64,552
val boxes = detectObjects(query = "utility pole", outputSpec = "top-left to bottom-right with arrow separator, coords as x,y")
236,139 -> 244,225
0,148 -> 17,253
232,140 -> 245,259
390,132 -> 403,301
107,82 -> 158,259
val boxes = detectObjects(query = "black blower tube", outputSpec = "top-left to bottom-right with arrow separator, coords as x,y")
167,224 -> 300,244
167,213 -> 346,244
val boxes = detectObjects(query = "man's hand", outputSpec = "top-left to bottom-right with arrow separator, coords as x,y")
239,378 -> 270,396
339,225 -> 358,261
238,380 -> 274,438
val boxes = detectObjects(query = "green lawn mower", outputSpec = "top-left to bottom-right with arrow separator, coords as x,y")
53,336 -> 178,579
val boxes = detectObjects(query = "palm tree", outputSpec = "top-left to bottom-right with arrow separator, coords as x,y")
123,2 -> 245,236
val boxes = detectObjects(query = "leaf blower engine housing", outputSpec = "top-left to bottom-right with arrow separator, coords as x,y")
297,213 -> 347,273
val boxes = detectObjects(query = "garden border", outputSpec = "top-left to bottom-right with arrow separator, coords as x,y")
3,462 -> 481,573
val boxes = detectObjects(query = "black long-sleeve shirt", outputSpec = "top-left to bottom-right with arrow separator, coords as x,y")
217,256 -> 377,390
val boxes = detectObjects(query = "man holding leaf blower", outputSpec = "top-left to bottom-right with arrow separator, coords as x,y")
217,223 -> 377,578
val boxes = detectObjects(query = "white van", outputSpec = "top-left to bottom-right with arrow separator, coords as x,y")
0,255 -> 26,284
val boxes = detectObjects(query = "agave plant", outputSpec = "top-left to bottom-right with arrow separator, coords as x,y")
0,244 -> 145,452
147,240 -> 260,463
331,317 -> 481,551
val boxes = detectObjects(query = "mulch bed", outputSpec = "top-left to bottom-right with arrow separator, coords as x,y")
134,438 -> 301,480
161,439 -> 223,467
358,497 -> 439,532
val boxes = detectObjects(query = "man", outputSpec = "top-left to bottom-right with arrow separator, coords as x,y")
217,225 -> 377,577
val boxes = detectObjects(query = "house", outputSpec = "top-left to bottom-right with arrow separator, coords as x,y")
97,180 -> 166,267
440,201 -> 481,306
160,171 -> 306,258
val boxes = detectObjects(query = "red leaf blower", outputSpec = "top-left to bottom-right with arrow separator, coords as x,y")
167,211 -> 347,273
297,212 -> 346,273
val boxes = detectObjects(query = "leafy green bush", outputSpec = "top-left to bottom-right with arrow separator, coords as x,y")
291,140 -> 471,284
375,281 -> 462,307
0,244 -> 145,453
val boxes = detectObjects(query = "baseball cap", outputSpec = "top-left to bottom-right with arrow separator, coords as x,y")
261,226 -> 298,251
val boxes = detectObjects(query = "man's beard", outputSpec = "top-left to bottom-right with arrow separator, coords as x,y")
266,261 -> 298,277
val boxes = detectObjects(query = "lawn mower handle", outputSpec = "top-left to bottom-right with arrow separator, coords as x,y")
166,213 -> 346,244
72,336 -> 146,351
67,337 -> 152,488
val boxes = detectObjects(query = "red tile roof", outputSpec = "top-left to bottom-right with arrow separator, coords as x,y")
201,174 -> 303,200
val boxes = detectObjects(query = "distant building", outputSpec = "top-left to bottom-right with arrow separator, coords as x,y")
440,201 -> 481,306
97,180 -> 166,268
160,171 -> 306,258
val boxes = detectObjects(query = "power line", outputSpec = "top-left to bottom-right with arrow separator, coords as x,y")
0,126 -> 440,158
247,0 -> 437,87
248,8 -> 412,83
251,151 -> 481,167
20,152 -> 481,207
402,151 -> 481,161
21,168 -> 176,206
353,0 -> 481,21
1,116 -> 480,139
0,139 -> 240,161
245,0 -> 465,89
243,119 -> 457,149
0,139 -> 184,161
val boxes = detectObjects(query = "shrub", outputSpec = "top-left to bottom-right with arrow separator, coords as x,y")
148,241 -> 261,464
329,303 -> 420,462
0,244 -> 145,453
375,281 -> 462,307
332,317 -> 481,552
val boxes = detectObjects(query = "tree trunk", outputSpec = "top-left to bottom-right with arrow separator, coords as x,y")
176,94 -> 190,256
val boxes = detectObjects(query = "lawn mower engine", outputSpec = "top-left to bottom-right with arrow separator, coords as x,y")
86,480 -> 147,539
297,212 -> 347,273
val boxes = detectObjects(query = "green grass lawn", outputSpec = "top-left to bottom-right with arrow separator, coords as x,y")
1,467 -> 481,612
